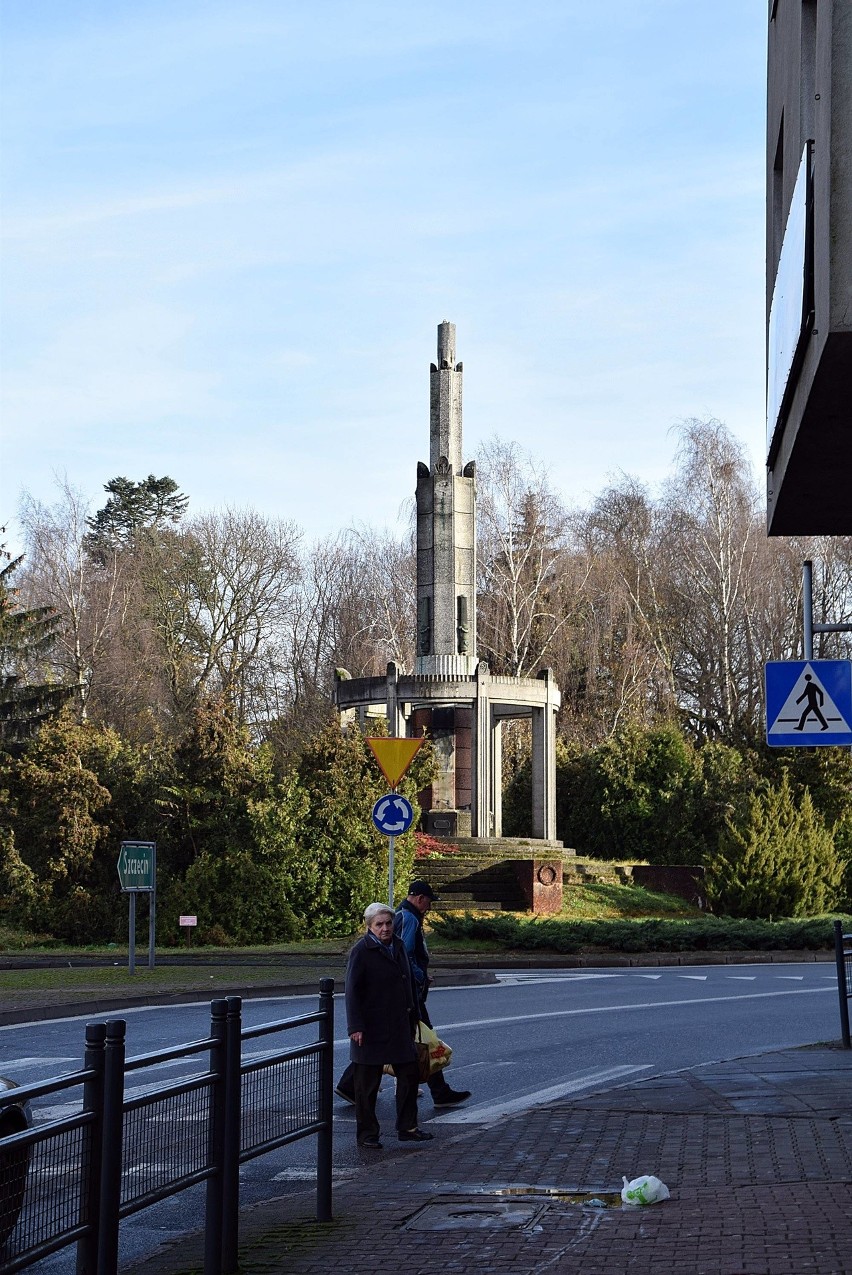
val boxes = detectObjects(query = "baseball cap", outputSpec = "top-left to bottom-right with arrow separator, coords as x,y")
408,879 -> 439,901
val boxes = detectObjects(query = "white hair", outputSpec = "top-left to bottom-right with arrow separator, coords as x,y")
363,902 -> 394,926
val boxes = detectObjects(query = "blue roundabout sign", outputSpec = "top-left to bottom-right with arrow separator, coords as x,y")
371,793 -> 415,836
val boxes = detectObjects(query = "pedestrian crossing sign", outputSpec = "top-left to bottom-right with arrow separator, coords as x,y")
765,660 -> 852,747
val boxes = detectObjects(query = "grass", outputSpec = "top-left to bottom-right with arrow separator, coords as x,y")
0,958 -> 348,1009
0,926 -> 355,958
557,882 -> 698,920
0,964 -> 329,992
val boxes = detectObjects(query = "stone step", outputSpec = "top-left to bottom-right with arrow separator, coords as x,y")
436,894 -> 513,912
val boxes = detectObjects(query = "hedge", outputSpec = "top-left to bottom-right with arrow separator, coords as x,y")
430,912 -> 852,953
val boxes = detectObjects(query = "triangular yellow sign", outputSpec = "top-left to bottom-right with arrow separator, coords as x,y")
366,737 -> 423,788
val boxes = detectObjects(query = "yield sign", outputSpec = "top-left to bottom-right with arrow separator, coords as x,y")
366,737 -> 423,787
765,660 -> 852,746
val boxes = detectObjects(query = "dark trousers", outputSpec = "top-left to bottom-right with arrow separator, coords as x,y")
338,1055 -> 452,1101
353,1060 -> 420,1143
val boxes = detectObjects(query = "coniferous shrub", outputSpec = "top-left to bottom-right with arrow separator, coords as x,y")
704,774 -> 843,919
430,910 -> 851,952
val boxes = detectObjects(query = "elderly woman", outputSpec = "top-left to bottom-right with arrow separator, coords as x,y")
345,902 -> 434,1149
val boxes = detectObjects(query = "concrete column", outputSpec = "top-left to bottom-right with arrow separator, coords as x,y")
531,670 -> 558,841
472,664 -> 492,837
491,716 -> 503,839
385,662 -> 406,737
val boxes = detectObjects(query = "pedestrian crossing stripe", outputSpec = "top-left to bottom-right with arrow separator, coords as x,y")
765,659 -> 852,747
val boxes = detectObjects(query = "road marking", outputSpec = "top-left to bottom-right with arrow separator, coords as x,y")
0,1056 -> 76,1070
273,1167 -> 357,1182
438,986 -> 833,1033
0,992 -> 322,1033
435,1065 -> 653,1124
776,976 -> 804,981
727,976 -> 756,980
494,972 -> 623,984
137,1057 -> 197,1073
32,1103 -> 80,1122
634,974 -> 662,979
678,975 -> 707,981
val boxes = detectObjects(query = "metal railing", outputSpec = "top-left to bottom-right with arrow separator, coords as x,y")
0,978 -> 334,1275
834,920 -> 851,1049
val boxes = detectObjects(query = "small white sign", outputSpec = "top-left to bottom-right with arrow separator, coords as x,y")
179,915 -> 198,927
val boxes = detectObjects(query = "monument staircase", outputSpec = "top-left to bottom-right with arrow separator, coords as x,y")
419,839 -> 704,912
418,838 -> 565,913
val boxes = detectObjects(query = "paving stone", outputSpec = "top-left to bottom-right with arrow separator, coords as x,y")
126,1047 -> 852,1275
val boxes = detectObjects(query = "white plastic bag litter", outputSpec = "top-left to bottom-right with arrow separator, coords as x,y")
621,1175 -> 670,1206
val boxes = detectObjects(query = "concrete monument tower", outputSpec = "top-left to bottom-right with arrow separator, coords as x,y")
415,320 -> 477,679
334,321 -> 561,845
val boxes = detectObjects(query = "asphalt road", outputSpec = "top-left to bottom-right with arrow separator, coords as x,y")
1,960 -> 841,1272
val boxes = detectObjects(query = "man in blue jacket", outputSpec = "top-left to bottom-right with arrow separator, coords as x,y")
394,879 -> 471,1108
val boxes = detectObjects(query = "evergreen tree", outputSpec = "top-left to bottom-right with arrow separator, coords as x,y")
0,546 -> 71,745
292,722 -> 435,936
705,773 -> 843,918
155,697 -> 306,944
0,712 -> 116,940
84,475 -> 188,557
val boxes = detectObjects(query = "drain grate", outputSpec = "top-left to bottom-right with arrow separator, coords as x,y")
403,1188 -> 623,1232
494,1186 -> 623,1208
404,1198 -> 548,1232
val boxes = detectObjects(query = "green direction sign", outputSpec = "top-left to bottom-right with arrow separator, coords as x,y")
117,841 -> 155,891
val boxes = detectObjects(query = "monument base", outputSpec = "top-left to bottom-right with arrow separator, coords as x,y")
425,809 -> 472,837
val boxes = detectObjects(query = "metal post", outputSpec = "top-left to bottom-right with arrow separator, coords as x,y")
204,1000 -> 228,1275
128,893 -> 136,976
148,843 -> 157,971
220,996 -> 242,1274
316,978 -> 335,1223
76,1023 -> 106,1275
388,834 -> 395,908
834,920 -> 851,1049
803,559 -> 814,659
96,1019 -> 126,1275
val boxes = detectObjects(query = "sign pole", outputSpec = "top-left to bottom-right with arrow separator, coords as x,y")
128,892 -> 136,976
148,842 -> 157,971
117,840 -> 156,975
366,738 -> 423,913
803,559 -> 814,659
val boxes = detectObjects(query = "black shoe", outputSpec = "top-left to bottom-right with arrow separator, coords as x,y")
398,1128 -> 434,1142
335,1085 -> 356,1105
358,1135 -> 382,1149
431,1088 -> 471,1107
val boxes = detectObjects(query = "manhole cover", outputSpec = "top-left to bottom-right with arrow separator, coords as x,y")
404,1199 -> 547,1231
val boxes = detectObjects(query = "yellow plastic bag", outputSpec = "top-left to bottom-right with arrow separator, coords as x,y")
384,1022 -> 452,1079
416,1020 -> 452,1076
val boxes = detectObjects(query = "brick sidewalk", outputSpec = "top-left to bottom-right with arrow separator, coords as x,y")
128,1046 -> 852,1275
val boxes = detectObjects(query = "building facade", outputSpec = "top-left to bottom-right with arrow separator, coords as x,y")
766,0 -> 852,533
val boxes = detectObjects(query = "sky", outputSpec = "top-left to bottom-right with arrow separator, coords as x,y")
0,1 -> 768,553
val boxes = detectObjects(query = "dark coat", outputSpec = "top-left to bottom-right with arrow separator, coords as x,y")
345,932 -> 418,1067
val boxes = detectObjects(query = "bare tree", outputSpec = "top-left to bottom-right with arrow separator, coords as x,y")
476,438 -> 577,676
660,419 -> 764,737
18,479 -> 133,719
576,476 -> 680,737
144,508 -> 303,729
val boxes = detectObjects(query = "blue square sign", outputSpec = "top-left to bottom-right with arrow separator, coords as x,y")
765,660 -> 852,747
